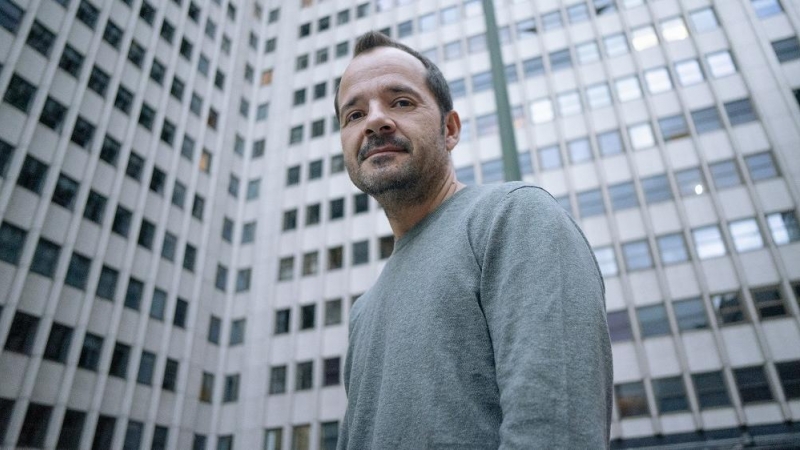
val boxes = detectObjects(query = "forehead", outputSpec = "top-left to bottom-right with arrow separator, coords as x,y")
339,47 -> 429,100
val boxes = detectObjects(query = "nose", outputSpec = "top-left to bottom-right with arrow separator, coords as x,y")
364,103 -> 395,137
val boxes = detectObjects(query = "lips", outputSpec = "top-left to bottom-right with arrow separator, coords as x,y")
358,136 -> 412,163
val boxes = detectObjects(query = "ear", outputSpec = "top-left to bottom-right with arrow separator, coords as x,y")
444,110 -> 461,152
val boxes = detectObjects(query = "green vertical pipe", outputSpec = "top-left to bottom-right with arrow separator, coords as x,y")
481,0 -> 521,181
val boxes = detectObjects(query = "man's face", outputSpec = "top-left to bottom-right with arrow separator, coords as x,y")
337,47 -> 458,199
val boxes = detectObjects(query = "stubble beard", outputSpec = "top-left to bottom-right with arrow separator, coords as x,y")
350,134 -> 449,208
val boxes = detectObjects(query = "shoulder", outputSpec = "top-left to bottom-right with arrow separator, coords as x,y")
464,182 -> 563,227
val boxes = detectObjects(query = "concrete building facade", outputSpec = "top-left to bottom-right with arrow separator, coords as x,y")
0,0 -> 799,448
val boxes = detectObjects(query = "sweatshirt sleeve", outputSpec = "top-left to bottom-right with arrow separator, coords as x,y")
476,186 -> 612,449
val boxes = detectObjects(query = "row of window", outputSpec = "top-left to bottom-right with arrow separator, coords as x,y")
608,282 -> 800,344
614,360 -> 799,419
282,192 -> 372,231
3,310 -> 181,389
285,154 -> 345,186
595,210 -> 800,278
267,357 -> 342,395
605,209 -> 798,272
277,236 -> 395,281
271,297 -> 350,335
463,150 -> 780,221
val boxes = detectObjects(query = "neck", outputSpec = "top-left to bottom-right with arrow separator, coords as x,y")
378,170 -> 465,239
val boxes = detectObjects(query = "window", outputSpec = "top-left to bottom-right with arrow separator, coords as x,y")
729,218 -> 763,252
150,288 -> 166,320
173,298 -> 188,328
568,3 -> 589,23
300,304 -> 316,330
607,310 -> 632,342
330,156 -> 343,176
242,222 -> 256,244
577,189 -> 605,218
71,117 -> 95,148
230,318 -> 246,345
214,264 -> 228,291
615,382 -> 649,417
0,0 -> 24,33
91,415 -> 116,450
160,20 -> 175,43
161,358 -> 179,390
296,361 -> 313,390
325,298 -> 343,326
691,107 -> 722,134
26,20 -> 56,57
207,316 -> 221,345
274,309 -> 291,335
192,195 -> 205,220
236,268 -> 251,292
328,246 -> 343,270
689,7 -> 719,32
200,372 -> 214,402
302,251 -> 318,276
637,304 -> 670,337
744,152 -> 779,181
629,123 -> 655,150
109,342 -> 131,378
692,371 -> 731,408
323,357 -> 341,386
65,252 -> 91,290
31,238 -> 61,277
39,97 -> 68,131
139,104 -> 156,130
262,366 -> 288,399
0,222 -> 26,265
752,0 -> 783,17
5,312 -> 39,354
289,125 -> 304,144
59,46 -> 86,80
766,210 -> 800,244
623,240 -> 653,271
530,98 -> 554,124
516,18 -> 537,39
597,130 -> 623,156
710,160 -> 742,189
673,297 -> 708,331
330,198 -> 345,220
603,33 -> 629,57
658,115 -> 690,141
3,74 -> 37,112
76,1 -> 99,28
639,174 -> 672,204
57,410 -> 87,449
692,225 -> 726,259
724,98 -> 758,126
653,377 -> 689,413
283,210 -> 298,231
137,220 -> 156,250
734,366 -> 773,403
124,421 -> 144,450
674,59 -> 704,86
594,246 -> 618,277
102,20 -> 123,49
354,193 -> 369,214
707,50 -> 737,78
751,285 -> 786,319
557,91 -> 582,117
776,361 -> 800,399
472,71 -> 492,93
608,182 -> 637,211
247,179 -> 260,200
127,41 -> 146,68
631,25 -> 658,52
594,82 -> 627,109
549,49 -> 572,71
278,256 -> 294,281
77,332 -> 103,371
522,56 -> 545,78
657,233 -> 689,265
773,37 -> 800,64
44,322 -> 73,363
576,41 -> 601,65
183,244 -> 196,271
134,351 -> 156,386
353,240 -> 369,265
397,20 -> 413,38
712,291 -> 746,325
224,374 -> 240,402
18,403 -> 52,447
52,173 -> 79,210
615,75 -> 642,102
124,277 -> 144,310
660,17 -> 688,42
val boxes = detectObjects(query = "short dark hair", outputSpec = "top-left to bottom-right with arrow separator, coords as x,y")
334,31 -> 453,122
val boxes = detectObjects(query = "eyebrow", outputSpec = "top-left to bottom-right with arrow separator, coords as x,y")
341,83 -> 422,113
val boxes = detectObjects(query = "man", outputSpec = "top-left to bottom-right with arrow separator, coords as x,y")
335,31 -> 612,449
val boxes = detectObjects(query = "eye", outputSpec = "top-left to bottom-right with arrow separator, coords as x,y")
394,99 -> 413,108
346,111 -> 364,122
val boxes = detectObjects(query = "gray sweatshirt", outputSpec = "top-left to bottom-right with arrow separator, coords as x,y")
338,183 -> 612,449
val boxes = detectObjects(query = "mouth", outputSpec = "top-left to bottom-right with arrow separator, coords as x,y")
362,145 -> 406,161
358,136 -> 412,163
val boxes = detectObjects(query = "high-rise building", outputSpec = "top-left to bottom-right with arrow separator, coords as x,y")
1,0 -> 799,448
